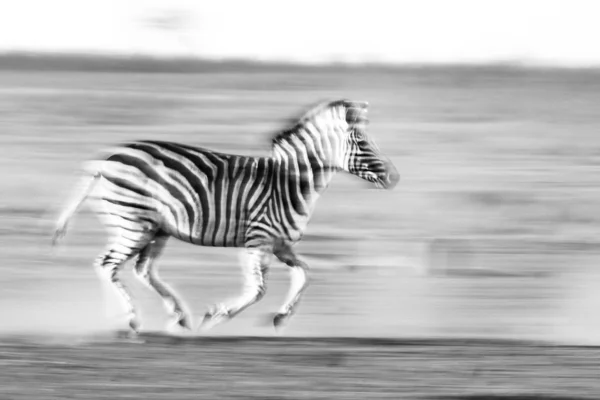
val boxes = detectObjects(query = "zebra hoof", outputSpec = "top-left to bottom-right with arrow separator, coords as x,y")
129,317 -> 141,334
198,313 -> 218,332
273,312 -> 290,330
198,305 -> 229,331
166,314 -> 192,333
177,315 -> 192,330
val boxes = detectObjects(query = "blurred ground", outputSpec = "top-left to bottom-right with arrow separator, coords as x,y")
1,64 -> 600,397
1,334 -> 600,400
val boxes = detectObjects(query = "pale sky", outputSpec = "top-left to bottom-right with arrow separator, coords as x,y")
0,0 -> 598,65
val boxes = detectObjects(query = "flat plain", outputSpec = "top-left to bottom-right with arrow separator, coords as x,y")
1,64 -> 600,398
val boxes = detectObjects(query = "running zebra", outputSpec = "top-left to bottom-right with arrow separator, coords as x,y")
52,99 -> 400,334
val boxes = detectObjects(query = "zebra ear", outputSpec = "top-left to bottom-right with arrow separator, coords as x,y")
341,99 -> 369,110
346,101 -> 369,124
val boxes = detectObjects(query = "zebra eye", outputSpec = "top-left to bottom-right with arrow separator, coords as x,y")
355,132 -> 366,142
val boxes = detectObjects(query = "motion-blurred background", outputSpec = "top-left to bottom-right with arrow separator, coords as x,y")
1,0 -> 600,344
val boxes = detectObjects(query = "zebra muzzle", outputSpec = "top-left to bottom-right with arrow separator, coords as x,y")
382,162 -> 400,190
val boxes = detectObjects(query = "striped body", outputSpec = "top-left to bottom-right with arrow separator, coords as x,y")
53,99 -> 399,333
91,131 -> 338,249
94,141 -> 276,248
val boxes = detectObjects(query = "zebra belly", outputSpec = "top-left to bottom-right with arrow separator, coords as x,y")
160,219 -> 246,248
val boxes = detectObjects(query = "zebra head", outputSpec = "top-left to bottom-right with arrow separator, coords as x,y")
342,100 -> 400,190
272,99 -> 399,191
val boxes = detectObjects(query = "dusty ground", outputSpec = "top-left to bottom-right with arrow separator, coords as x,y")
1,65 -> 600,398
1,334 -> 600,399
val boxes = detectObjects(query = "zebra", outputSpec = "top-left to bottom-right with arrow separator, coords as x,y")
51,99 -> 400,334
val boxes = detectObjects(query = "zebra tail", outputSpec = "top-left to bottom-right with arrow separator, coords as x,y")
51,162 -> 101,247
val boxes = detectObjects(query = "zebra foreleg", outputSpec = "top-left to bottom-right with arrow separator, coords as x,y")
133,234 -> 192,332
199,247 -> 272,331
273,245 -> 310,329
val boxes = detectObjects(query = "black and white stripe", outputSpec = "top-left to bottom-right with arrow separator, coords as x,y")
95,141 -> 275,248
52,99 -> 399,333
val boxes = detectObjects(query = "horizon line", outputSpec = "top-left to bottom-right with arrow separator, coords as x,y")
1,50 -> 600,72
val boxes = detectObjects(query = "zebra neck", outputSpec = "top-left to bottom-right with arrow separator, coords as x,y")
272,138 -> 339,196
272,153 -> 337,237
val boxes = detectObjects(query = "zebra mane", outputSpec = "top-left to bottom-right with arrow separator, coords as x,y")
271,99 -> 357,146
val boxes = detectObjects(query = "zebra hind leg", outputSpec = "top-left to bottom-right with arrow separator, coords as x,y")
94,219 -> 160,335
273,244 -> 310,330
95,242 -> 148,334
133,233 -> 192,332
199,247 -> 272,331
